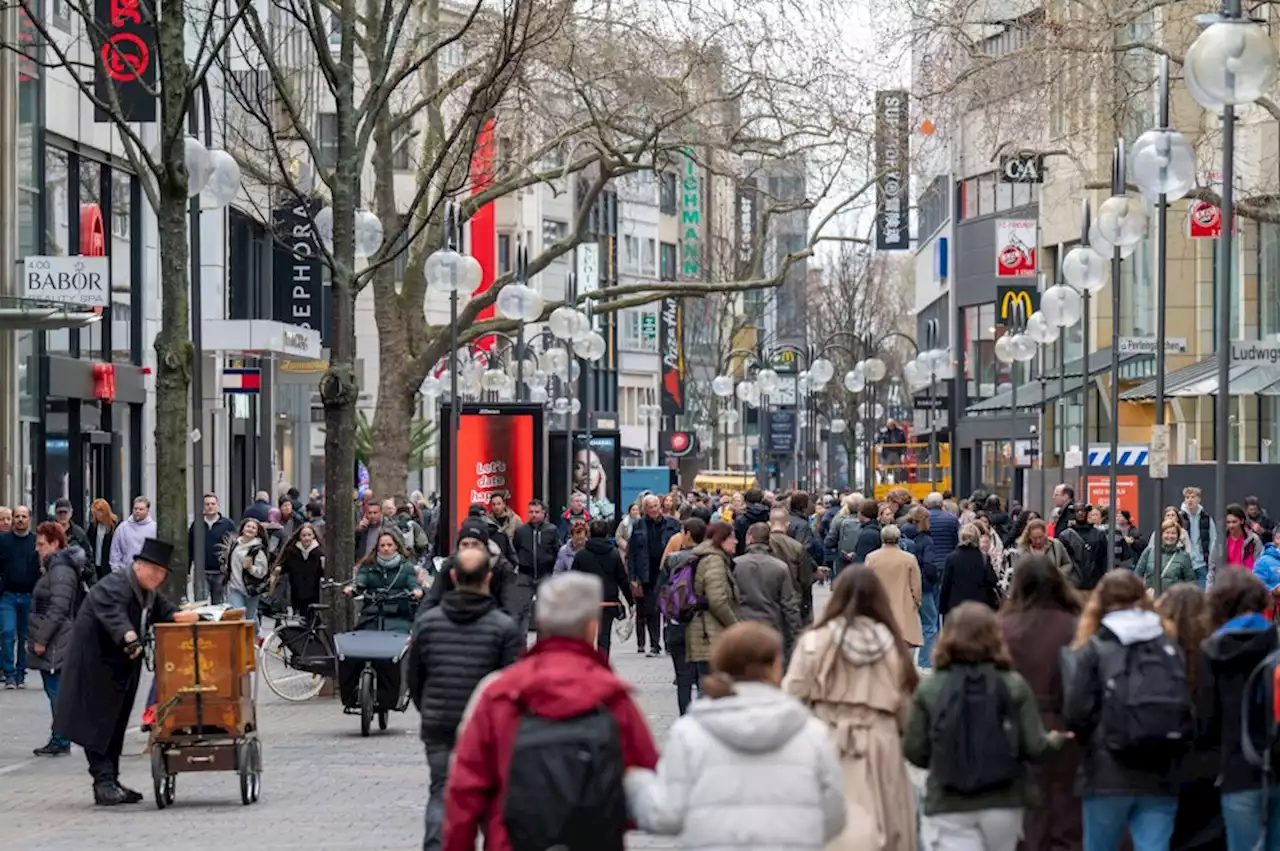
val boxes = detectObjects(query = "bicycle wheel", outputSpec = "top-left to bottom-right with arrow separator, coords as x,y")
259,630 -> 325,702
359,669 -> 374,738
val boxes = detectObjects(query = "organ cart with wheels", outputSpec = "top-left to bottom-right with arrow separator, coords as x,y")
149,616 -> 262,808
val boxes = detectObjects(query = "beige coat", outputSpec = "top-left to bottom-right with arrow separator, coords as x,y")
685,541 -> 739,663
862,545 -> 922,647
784,617 -> 917,851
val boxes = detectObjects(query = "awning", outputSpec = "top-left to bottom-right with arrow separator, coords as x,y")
1120,357 -> 1280,399
202,319 -> 323,360
965,348 -> 1141,414
0,296 -> 103,330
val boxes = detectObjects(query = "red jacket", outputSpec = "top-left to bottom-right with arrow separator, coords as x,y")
442,636 -> 660,851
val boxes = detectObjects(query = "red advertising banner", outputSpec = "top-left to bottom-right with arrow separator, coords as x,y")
1086,475 -> 1140,521
1187,200 -> 1238,238
454,412 -> 536,512
470,118 -> 497,350
995,219 -> 1037,277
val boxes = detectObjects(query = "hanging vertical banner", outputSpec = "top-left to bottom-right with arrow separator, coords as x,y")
734,177 -> 758,280
94,0 -> 157,122
273,198 -> 326,346
995,219 -> 1038,277
681,150 -> 701,278
469,118 -> 498,351
659,297 -> 685,415
874,90 -> 910,251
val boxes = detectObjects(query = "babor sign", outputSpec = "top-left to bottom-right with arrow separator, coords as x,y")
23,255 -> 111,308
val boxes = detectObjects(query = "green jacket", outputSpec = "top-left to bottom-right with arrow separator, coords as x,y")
685,541 -> 739,663
903,665 -> 1057,815
353,555 -> 423,632
1133,543 -> 1196,591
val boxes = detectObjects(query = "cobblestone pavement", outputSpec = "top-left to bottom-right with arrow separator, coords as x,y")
0,587 -> 833,850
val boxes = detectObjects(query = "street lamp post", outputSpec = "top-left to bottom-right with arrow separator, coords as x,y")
1183,4 -> 1276,554
1132,56 -> 1196,540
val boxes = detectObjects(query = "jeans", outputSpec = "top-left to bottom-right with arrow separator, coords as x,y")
921,807 -> 1023,851
671,647 -> 698,714
597,607 -> 614,656
1083,794 -> 1178,851
918,585 -> 939,668
0,591 -> 32,684
1222,788 -> 1280,851
205,571 -> 225,605
423,742 -> 451,851
41,670 -> 69,747
226,588 -> 260,631
1195,563 -> 1208,589
637,582 -> 661,652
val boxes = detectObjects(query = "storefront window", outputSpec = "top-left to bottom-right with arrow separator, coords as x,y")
1119,234 -> 1153,336
964,303 -> 998,399
1260,222 -> 1280,338
45,148 -> 71,355
110,170 -> 134,362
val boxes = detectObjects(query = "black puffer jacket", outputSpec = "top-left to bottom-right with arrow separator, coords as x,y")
733,503 -> 771,556
853,521 -> 883,563
1063,609 -> 1183,798
27,546 -> 86,673
939,544 -> 999,616
1199,624 -> 1278,794
407,589 -> 522,745
571,538 -> 634,609
423,541 -> 516,617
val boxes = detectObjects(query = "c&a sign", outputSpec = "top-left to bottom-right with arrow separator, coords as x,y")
94,0 -> 156,122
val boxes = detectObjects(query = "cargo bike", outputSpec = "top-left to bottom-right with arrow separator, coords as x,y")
148,616 -> 263,808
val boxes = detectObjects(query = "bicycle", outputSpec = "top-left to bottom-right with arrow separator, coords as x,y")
334,588 -> 417,737
258,580 -> 345,702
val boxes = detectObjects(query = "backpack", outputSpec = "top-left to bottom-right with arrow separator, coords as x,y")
836,518 -> 861,557
1098,634 -> 1194,757
657,552 -> 704,623
929,664 -> 1020,794
1060,528 -> 1102,589
1238,644 -> 1280,775
502,705 -> 627,851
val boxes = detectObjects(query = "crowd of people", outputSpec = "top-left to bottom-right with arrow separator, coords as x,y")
13,479 -> 1280,851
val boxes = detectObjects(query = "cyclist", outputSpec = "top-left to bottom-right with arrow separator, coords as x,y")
344,531 -> 423,633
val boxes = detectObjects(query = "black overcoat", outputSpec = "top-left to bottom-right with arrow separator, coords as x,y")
53,569 -> 177,753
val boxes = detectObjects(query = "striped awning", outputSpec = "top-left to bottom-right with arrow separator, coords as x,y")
1119,357 -> 1280,399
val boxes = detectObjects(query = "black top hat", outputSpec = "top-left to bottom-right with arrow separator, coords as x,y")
135,538 -> 174,570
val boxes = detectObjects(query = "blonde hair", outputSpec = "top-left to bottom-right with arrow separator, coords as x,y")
958,523 -> 981,547
1183,487 -> 1202,499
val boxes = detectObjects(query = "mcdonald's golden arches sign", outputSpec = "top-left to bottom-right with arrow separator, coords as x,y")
997,285 -> 1039,323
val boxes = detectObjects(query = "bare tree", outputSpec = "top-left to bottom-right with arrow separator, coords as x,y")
5,0 -> 245,594
224,0 -> 880,526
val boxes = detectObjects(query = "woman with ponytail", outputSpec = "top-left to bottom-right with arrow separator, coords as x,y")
625,621 -> 847,849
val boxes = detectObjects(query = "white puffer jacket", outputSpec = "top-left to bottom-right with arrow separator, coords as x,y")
625,681 -> 846,850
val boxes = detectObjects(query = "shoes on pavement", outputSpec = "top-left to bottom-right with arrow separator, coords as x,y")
637,647 -> 647,654
93,783 -> 132,806
33,741 -> 70,756
15,681 -> 25,689
116,783 -> 144,803
646,649 -> 662,658
3,683 -> 13,690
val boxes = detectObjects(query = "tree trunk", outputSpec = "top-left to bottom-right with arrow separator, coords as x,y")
154,192 -> 191,599
154,0 -> 191,599
321,0 -> 359,631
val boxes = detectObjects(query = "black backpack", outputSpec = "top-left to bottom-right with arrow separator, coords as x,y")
929,664 -> 1020,794
502,705 -> 627,851
1238,642 -> 1280,775
1060,528 -> 1102,589
1098,634 -> 1193,757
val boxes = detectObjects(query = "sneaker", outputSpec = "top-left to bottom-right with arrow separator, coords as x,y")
33,741 -> 70,756
3,682 -> 13,690
637,647 -> 647,654
646,649 -> 662,658
14,681 -> 25,690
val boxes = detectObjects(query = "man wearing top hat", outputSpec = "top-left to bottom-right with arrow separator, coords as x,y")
53,538 -> 197,805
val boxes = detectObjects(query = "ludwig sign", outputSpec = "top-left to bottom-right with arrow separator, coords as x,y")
659,297 -> 685,415
999,153 -> 1045,184
995,219 -> 1037,278
874,90 -> 910,251
94,0 -> 156,122
23,256 -> 110,308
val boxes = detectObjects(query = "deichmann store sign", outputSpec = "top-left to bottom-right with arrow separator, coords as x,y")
995,219 -> 1037,278
874,90 -> 909,251
681,150 -> 701,278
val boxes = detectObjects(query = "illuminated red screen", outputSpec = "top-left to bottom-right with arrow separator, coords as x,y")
454,413 -> 535,514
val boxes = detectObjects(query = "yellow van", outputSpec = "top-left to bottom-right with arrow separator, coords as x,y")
691,470 -> 758,493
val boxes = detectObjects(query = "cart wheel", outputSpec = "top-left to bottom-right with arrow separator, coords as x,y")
250,739 -> 262,803
359,669 -> 374,738
151,747 -> 167,810
378,710 -> 388,731
238,741 -> 255,806
164,774 -> 176,806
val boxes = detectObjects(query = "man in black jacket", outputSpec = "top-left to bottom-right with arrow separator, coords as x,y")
422,520 -> 517,618
52,498 -> 91,554
407,545 -> 522,851
510,499 -> 560,635
733,488 -> 771,555
188,494 -> 236,605
1060,503 -> 1108,590
627,494 -> 680,656
0,506 -> 40,688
